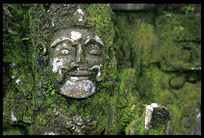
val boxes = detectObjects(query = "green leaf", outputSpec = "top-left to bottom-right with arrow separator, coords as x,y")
22,37 -> 29,41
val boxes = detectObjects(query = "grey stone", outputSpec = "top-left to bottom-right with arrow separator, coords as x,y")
184,118 -> 194,128
144,103 -> 171,135
110,4 -> 155,11
195,109 -> 201,135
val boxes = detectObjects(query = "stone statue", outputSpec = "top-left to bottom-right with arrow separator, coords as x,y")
3,4 -> 171,135
29,4 -> 117,134
32,4 -> 109,99
49,16 -> 104,98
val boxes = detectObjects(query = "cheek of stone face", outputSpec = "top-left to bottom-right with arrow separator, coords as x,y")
85,55 -> 103,67
85,56 -> 103,82
50,57 -> 64,82
51,57 -> 73,82
52,57 -> 64,73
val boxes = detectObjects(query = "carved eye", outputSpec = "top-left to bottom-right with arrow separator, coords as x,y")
88,46 -> 100,56
89,49 -> 100,55
59,49 -> 70,55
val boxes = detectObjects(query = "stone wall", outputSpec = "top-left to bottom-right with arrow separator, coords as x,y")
112,4 -> 201,135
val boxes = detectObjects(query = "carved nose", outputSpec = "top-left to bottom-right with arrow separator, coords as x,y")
76,44 -> 83,63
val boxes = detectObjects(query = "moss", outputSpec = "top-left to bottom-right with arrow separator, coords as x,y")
148,125 -> 166,135
156,14 -> 201,41
85,4 -> 115,47
169,75 -> 186,89
3,129 -> 23,135
125,108 -> 146,135
114,68 -> 144,135
112,9 -> 201,135
3,4 -> 201,135
24,4 -> 118,135
3,4 -> 35,134
113,11 -> 158,73
143,65 -> 201,134
155,14 -> 201,71
3,4 -> 34,63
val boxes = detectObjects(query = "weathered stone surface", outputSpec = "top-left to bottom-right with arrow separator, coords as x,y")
4,4 -> 136,135
155,14 -> 201,71
49,27 -> 104,98
169,75 -> 186,89
3,5 -> 16,35
3,4 -> 201,135
144,103 -> 171,135
186,71 -> 200,83
111,4 -> 155,11
156,14 -> 201,41
158,41 -> 201,71
30,4 -> 114,100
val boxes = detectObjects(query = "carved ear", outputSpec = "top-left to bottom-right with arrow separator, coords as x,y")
36,42 -> 47,56
34,41 -> 49,71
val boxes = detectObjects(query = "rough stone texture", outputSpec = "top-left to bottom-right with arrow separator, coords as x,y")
3,4 -> 143,135
155,14 -> 201,71
144,103 -> 171,135
110,4 -> 155,11
113,4 -> 201,135
3,4 -> 201,135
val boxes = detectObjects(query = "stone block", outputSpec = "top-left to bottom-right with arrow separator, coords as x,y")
145,103 -> 171,135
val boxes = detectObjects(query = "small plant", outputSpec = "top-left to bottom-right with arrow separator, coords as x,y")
21,37 -> 29,41
181,5 -> 194,14
174,25 -> 184,32
164,11 -> 173,18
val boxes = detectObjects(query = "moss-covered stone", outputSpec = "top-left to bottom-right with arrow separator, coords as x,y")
155,14 -> 201,71
3,4 -> 142,135
113,11 -> 158,72
3,4 -> 201,135
112,5 -> 201,135
156,14 -> 201,41
145,65 -> 201,135
3,4 -> 35,135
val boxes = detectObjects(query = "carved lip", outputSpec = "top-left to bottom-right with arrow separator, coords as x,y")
68,70 -> 92,76
69,76 -> 89,81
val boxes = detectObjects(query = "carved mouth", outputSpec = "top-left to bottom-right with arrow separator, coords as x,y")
62,65 -> 102,82
69,76 -> 89,81
68,70 -> 92,76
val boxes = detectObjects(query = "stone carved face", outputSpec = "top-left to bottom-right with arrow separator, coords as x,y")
49,28 -> 104,98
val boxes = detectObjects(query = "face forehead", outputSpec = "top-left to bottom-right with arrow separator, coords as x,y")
50,28 -> 104,48
56,28 -> 92,41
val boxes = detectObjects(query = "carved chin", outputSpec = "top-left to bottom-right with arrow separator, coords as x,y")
59,79 -> 96,98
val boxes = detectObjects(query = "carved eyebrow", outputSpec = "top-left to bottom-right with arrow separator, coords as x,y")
85,38 -> 105,47
94,36 -> 105,46
50,37 -> 74,48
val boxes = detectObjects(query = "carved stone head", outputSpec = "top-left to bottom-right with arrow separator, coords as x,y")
31,4 -> 114,99
49,27 -> 104,98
